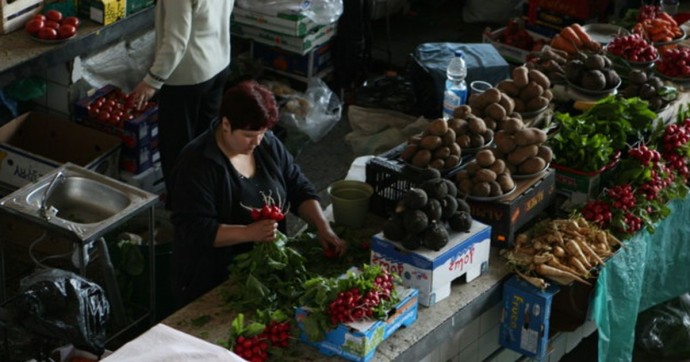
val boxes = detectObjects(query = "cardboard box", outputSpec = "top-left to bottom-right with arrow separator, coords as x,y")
0,112 -> 121,190
370,221 -> 491,307
233,6 -> 318,36
253,40 -> 333,78
296,287 -> 419,362
0,0 -> 43,34
467,169 -> 556,248
551,158 -> 619,206
482,27 -> 551,64
232,22 -> 336,55
78,0 -> 125,25
120,161 -> 165,195
126,0 -> 153,16
499,274 -> 560,360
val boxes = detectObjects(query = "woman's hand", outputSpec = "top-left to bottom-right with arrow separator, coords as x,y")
247,219 -> 279,243
317,225 -> 347,257
129,81 -> 157,110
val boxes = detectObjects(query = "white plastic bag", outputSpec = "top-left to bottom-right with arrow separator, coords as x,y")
279,77 -> 342,142
236,0 -> 342,25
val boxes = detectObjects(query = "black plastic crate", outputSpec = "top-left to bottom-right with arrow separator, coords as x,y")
365,143 -> 470,217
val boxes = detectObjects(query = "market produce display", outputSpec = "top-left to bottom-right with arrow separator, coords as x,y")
549,23 -> 602,55
24,9 -> 80,42
564,53 -> 621,94
453,149 -> 516,199
495,66 -> 552,116
398,118 -> 462,170
549,96 -> 656,172
501,217 -> 622,289
448,104 -> 495,149
494,124 -> 551,177
632,10 -> 684,44
381,176 -> 473,251
621,69 -> 678,111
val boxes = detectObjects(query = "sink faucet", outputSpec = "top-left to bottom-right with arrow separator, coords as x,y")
39,171 -> 65,219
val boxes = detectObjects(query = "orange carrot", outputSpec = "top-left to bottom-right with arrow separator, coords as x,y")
550,34 -> 577,54
658,12 -> 678,26
560,26 -> 583,47
570,23 -> 594,45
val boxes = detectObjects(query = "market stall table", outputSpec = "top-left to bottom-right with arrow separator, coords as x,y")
162,247 -> 511,361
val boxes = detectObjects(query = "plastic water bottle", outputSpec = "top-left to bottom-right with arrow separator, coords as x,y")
442,50 -> 468,120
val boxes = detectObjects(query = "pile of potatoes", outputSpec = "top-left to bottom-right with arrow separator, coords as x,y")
494,120 -> 552,176
448,105 -> 494,150
454,149 -> 516,198
465,87 -> 516,131
496,66 -> 553,115
399,118 -> 462,170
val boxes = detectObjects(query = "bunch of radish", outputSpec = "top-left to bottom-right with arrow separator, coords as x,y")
606,34 -> 658,63
656,47 -> 690,78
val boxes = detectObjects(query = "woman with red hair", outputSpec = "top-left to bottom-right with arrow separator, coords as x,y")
168,80 -> 346,306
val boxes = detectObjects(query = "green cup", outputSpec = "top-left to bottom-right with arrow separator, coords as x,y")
328,180 -> 374,228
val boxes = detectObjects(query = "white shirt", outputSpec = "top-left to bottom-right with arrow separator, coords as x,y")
145,0 -> 234,89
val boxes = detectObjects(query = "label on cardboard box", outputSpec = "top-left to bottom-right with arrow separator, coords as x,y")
499,275 -> 560,359
370,221 -> 491,307
467,169 -> 556,248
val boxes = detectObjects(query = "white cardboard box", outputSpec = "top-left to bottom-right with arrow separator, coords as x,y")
370,221 -> 492,307
233,7 -> 318,36
232,21 -> 336,55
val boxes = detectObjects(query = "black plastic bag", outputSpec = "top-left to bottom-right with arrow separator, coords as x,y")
6,269 -> 110,355
635,293 -> 690,358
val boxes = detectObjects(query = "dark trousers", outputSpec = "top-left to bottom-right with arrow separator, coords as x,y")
157,66 -> 230,202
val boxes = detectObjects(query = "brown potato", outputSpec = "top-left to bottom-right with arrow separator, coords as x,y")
526,96 -> 550,112
495,130 -> 517,154
471,181 -> 491,197
501,117 -> 525,133
519,81 -> 544,102
441,128 -> 457,146
515,128 -> 547,146
485,103 -> 507,122
489,159 -> 506,175
400,143 -> 418,161
433,146 -> 451,159
427,118 -> 449,136
507,145 -> 538,165
468,116 -> 488,135
411,149 -> 432,167
444,155 -> 460,169
452,105 -> 472,119
537,145 -> 553,163
497,79 -> 520,97
497,173 -> 515,192
528,69 -> 551,90
512,66 -> 530,88
518,157 -> 547,175
429,158 -> 446,170
420,135 -> 442,150
475,168 -> 497,183
476,149 -> 496,167
499,92 -> 515,114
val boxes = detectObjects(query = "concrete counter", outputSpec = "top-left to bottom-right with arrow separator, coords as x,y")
0,8 -> 154,89
161,249 -> 511,361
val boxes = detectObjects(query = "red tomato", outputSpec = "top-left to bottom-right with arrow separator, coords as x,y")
98,111 -> 110,123
25,19 -> 44,36
45,10 -> 63,22
33,14 -> 46,22
37,27 -> 58,40
44,20 -> 60,30
62,16 -> 80,28
57,24 -> 76,39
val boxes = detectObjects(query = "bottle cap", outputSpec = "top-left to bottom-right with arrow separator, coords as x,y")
454,50 -> 464,57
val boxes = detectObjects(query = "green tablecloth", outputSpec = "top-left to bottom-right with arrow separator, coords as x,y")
591,196 -> 690,362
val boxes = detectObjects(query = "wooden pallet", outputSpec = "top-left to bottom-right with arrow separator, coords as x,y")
1,0 -> 43,34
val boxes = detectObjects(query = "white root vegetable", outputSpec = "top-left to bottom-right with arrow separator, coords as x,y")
535,263 -> 592,286
516,270 -> 550,290
565,239 -> 593,270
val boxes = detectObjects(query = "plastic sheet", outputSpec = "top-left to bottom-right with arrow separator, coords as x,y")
591,196 -> 690,362
636,293 -> 690,358
279,77 -> 342,143
5,269 -> 111,355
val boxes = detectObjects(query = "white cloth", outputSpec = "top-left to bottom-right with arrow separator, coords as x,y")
102,324 -> 245,362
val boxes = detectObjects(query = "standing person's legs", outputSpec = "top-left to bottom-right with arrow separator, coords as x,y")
158,67 -> 231,203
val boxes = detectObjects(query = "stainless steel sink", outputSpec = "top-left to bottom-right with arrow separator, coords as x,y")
0,163 -> 159,243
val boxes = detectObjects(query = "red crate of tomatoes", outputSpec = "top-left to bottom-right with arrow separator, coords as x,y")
74,85 -> 159,173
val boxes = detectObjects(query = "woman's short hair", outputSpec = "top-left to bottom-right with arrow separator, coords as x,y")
219,80 -> 278,131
